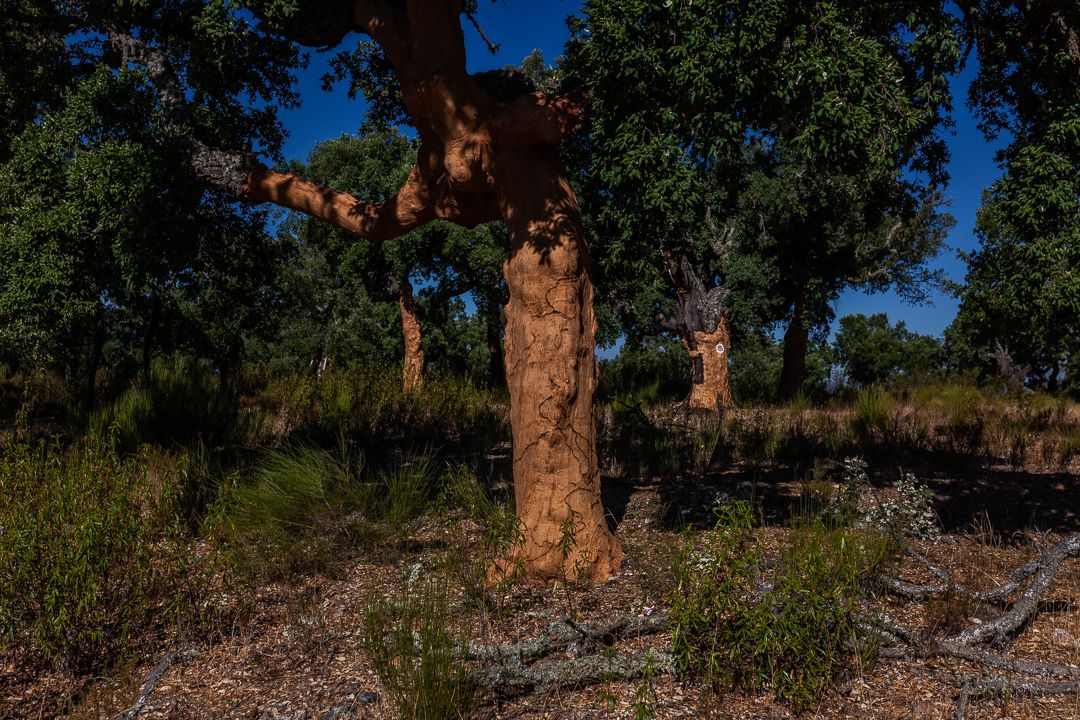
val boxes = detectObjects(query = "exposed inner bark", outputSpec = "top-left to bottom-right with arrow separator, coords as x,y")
110,1 -> 623,581
661,237 -> 735,411
683,316 -> 733,410
398,275 -> 424,392
497,145 -> 623,581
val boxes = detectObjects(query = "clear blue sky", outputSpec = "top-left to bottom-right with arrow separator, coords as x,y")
276,2 -> 1002,341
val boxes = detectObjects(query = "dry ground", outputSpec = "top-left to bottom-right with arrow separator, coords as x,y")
4,459 -> 1080,720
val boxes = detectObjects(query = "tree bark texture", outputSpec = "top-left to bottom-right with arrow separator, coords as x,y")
661,248 -> 734,412
778,294 -> 808,402
497,145 -> 623,581
398,275 -> 424,392
108,0 -> 623,581
683,315 -> 733,411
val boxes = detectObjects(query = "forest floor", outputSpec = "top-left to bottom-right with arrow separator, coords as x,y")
4,455 -> 1080,720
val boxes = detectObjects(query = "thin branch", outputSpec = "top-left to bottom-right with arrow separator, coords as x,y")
113,646 -> 198,720
466,11 -> 500,54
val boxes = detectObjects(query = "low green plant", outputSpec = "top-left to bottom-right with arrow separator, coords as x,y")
381,451 -> 437,529
849,385 -> 893,446
220,443 -> 375,576
0,433 -> 184,669
937,385 -> 986,456
88,356 -> 238,449
258,368 -> 505,454
669,500 -> 890,712
363,577 -> 474,720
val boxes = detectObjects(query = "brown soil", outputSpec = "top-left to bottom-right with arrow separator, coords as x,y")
5,465 -> 1079,720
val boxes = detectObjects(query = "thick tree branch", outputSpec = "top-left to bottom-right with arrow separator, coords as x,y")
243,165 -> 434,240
490,91 -> 589,145
105,30 -> 433,241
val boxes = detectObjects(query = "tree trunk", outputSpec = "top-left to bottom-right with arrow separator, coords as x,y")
485,307 -> 505,388
142,296 -> 160,378
778,294 -> 808,402
398,275 -> 424,393
496,145 -> 623,582
683,315 -> 733,410
113,6 -> 622,581
84,314 -> 105,411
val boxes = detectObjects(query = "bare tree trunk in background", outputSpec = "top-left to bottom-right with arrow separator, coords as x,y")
398,275 -> 424,392
684,315 -> 733,410
778,293 -> 808,403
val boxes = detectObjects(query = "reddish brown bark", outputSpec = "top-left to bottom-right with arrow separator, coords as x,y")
228,0 -> 622,581
497,145 -> 623,581
398,276 -> 424,393
683,316 -> 733,411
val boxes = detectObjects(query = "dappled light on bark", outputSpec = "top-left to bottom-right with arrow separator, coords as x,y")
496,145 -> 623,581
684,317 -> 733,411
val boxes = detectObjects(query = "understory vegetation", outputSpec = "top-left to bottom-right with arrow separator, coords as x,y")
3,363 -> 1079,718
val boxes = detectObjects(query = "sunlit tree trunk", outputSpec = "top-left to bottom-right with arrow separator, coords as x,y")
398,275 -> 424,392
497,145 -> 622,581
684,315 -> 733,410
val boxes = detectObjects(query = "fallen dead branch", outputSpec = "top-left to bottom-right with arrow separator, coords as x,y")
955,676 -> 1080,720
466,613 -> 670,693
868,533 -> 1080,719
113,646 -> 198,720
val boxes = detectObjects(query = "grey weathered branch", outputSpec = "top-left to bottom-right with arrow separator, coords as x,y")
113,646 -> 198,720
946,534 -> 1080,645
466,613 -> 669,664
471,648 -> 674,693
463,614 -> 671,693
105,31 -> 261,196
956,676 -> 1080,720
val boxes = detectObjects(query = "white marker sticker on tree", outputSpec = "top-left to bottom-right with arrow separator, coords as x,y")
715,342 -> 725,355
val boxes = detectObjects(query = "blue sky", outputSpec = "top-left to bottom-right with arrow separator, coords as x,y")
276,2 -> 1002,341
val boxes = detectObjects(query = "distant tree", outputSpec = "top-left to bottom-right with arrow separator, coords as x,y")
948,1 -> 1080,393
0,3 -> 300,400
278,128 -> 507,388
833,313 -> 943,388
567,0 -> 959,407
598,336 -> 690,405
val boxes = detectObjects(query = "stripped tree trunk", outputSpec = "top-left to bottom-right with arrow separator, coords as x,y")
107,1 -> 623,581
398,275 -> 424,392
498,145 -> 623,581
684,315 -> 733,410
662,240 -> 735,412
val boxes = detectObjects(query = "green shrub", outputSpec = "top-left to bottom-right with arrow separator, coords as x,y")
220,444 -> 445,576
849,385 -> 893,446
937,385 -> 986,456
363,577 -> 474,720
0,434 -> 183,669
381,451 -> 437,529
257,368 -> 505,453
669,501 -> 889,711
220,443 -> 373,576
89,357 -> 238,449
